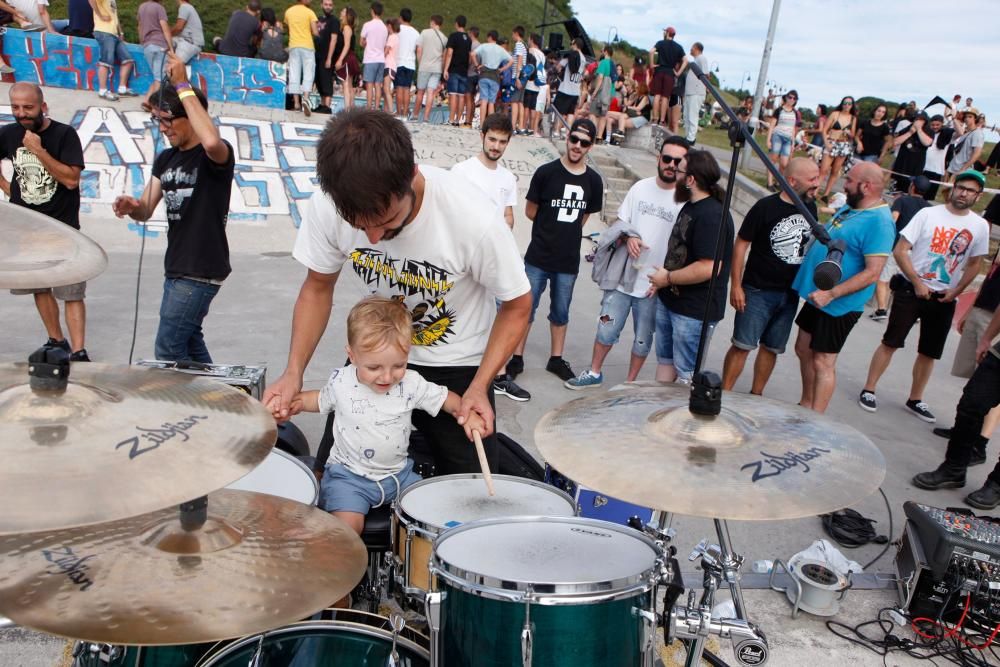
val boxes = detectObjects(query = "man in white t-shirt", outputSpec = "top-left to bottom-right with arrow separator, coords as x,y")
947,109 -> 985,180
8,0 -> 55,31
921,115 -> 949,201
565,136 -> 689,389
265,109 -> 531,475
451,113 -> 529,402
412,14 -> 446,123
682,42 -> 708,144
359,2 -> 388,110
395,8 -> 419,120
524,33 -> 547,137
860,170 -> 990,423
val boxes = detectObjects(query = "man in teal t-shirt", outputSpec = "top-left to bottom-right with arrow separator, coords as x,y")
791,162 -> 895,413
589,45 -> 615,141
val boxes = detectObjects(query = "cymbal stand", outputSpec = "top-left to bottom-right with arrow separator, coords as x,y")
669,519 -> 769,667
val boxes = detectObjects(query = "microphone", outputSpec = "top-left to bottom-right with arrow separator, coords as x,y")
813,239 -> 846,291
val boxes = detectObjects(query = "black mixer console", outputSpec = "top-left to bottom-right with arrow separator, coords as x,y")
904,502 -> 1000,578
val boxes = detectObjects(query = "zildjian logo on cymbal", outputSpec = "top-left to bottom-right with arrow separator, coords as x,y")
114,415 -> 210,460
740,447 -> 832,483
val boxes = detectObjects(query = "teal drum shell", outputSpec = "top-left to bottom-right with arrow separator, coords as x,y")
430,516 -> 661,667
195,614 -> 430,666
73,643 -> 216,667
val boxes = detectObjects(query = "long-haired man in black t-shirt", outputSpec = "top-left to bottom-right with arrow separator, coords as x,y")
112,53 -> 235,362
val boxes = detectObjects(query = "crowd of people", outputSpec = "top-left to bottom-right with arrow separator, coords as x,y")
4,4 -> 1000,531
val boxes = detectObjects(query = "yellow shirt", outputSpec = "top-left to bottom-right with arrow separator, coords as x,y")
92,0 -> 120,35
284,4 -> 318,50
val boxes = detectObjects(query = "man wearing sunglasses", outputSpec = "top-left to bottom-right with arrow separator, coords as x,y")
112,53 -> 235,363
862,170 -> 989,426
506,118 -> 603,385
565,135 -> 689,389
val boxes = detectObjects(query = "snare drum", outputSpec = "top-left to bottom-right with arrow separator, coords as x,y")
225,448 -> 319,505
546,463 -> 655,529
428,516 -> 662,666
197,609 -> 429,666
392,474 -> 575,601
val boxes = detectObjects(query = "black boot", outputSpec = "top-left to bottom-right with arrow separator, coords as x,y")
912,463 -> 967,490
970,437 -> 988,467
965,480 -> 1000,510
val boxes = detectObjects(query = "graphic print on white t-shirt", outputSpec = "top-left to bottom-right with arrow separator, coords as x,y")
555,184 -> 586,222
617,177 -> 684,298
901,206 -> 990,292
769,213 -> 811,264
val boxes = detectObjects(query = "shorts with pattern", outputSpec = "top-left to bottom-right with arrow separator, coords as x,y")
825,140 -> 854,158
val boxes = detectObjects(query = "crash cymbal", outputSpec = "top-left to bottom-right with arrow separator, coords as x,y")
0,363 -> 276,534
0,489 -> 368,645
0,202 -> 108,288
535,384 -> 885,520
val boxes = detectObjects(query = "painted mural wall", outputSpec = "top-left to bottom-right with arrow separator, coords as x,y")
1,29 -> 286,109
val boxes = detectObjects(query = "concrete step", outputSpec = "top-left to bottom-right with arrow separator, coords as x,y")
606,176 -> 635,193
589,152 -> 620,168
598,165 -> 628,179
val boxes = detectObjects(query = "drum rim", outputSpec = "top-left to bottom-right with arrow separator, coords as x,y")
227,447 -> 319,506
430,515 -> 662,600
194,614 -> 429,665
393,473 -> 576,536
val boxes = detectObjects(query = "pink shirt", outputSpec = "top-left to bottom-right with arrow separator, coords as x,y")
360,17 -> 388,64
385,32 -> 398,71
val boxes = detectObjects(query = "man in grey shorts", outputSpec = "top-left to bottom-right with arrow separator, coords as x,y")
0,83 -> 89,360
412,14 -> 446,122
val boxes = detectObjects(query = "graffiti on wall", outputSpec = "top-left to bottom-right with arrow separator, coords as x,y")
2,29 -> 286,109
0,105 -> 559,235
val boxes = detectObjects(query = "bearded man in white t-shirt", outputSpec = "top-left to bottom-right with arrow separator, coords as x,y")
565,135 -> 690,389
265,108 -> 531,475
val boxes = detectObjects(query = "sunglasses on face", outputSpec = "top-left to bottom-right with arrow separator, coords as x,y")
568,135 -> 593,148
660,155 -> 683,165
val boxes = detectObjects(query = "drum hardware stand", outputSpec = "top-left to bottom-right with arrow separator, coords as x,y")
520,594 -> 533,667
424,592 -> 443,667
666,521 -> 769,667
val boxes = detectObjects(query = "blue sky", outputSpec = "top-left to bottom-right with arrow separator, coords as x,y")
573,0 -> 999,140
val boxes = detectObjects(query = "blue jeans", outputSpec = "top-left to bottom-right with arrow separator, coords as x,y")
143,43 -> 167,80
319,459 -> 422,513
94,31 -> 133,68
288,47 -> 316,95
858,154 -> 880,163
655,301 -> 717,382
155,278 -> 221,363
769,133 -> 792,158
594,290 -> 656,358
731,286 -> 799,354
478,77 -> 500,103
446,73 -> 468,95
525,262 -> 577,326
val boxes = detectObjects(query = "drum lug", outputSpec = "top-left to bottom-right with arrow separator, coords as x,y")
425,591 -> 443,667
520,619 -> 533,667
635,608 -> 657,665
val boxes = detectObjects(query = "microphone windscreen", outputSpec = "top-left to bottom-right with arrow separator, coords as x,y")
813,260 -> 842,291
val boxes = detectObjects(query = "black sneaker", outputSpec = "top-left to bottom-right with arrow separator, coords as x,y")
69,349 -> 91,362
965,480 -> 1000,510
912,463 -> 966,490
858,390 -> 877,412
869,309 -> 888,322
932,427 -> 952,439
505,355 -> 524,379
492,376 -> 531,402
906,399 -> 936,423
545,356 -> 576,382
45,337 -> 71,352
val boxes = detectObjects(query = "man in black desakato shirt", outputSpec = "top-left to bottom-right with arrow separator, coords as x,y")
0,83 -> 89,360
113,53 -> 235,363
506,118 -> 603,385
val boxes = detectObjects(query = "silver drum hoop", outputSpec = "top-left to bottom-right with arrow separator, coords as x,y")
430,516 -> 662,603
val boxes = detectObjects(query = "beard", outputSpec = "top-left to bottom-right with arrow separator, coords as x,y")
18,113 -> 44,133
950,194 -> 976,210
657,168 -> 677,184
674,180 -> 691,203
845,187 -> 864,209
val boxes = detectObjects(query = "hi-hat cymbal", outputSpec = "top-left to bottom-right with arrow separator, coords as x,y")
0,489 -> 368,645
0,202 -> 108,288
0,363 -> 276,534
535,384 -> 885,520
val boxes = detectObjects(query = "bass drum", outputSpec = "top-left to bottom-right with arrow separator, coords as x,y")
197,609 -> 429,666
72,643 -> 214,666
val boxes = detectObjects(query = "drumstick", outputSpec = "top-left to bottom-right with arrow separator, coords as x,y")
472,430 -> 495,496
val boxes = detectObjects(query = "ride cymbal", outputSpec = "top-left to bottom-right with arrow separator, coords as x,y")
0,363 -> 276,534
0,490 -> 368,645
0,202 -> 108,289
535,384 -> 885,520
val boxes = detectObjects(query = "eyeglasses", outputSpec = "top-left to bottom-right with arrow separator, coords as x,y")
953,184 -> 983,195
150,113 -> 184,127
660,155 -> 683,165
568,135 -> 593,148
787,95 -> 798,100
843,101 -> 854,106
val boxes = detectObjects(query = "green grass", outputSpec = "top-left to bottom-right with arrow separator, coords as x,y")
47,0 -> 573,50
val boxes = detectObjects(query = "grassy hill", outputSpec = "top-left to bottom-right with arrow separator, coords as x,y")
47,0 -> 574,50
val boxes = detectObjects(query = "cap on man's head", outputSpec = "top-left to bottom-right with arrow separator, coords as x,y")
664,26 -> 676,36
569,118 -> 597,142
963,107 -> 980,120
909,175 -> 932,195
955,169 -> 986,188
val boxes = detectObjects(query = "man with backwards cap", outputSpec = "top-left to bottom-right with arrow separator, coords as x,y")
112,53 -> 236,363
860,170 -> 990,424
